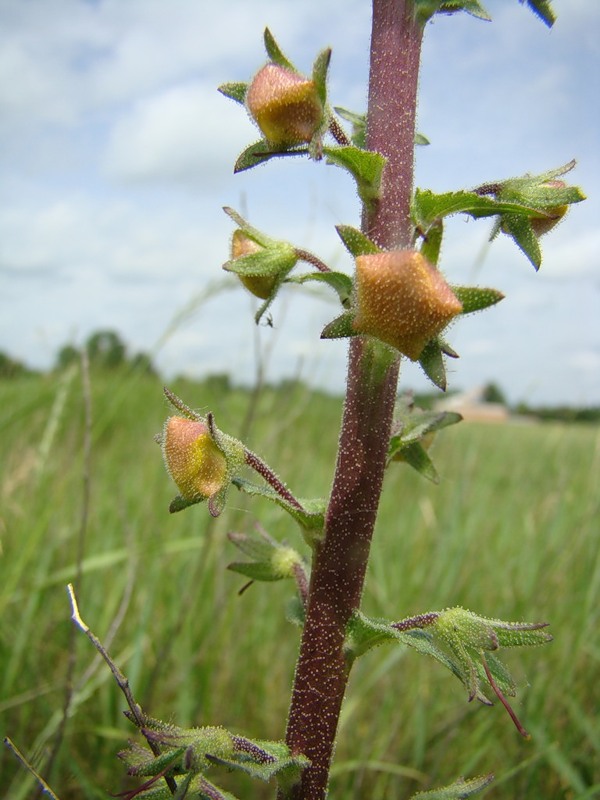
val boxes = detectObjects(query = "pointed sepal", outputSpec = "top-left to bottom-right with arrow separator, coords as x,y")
452,286 -> 504,314
227,529 -> 306,585
335,224 -> 381,257
218,82 -> 248,105
409,774 -> 495,799
389,395 -> 462,482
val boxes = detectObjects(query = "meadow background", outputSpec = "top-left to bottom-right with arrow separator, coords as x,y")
0,365 -> 598,799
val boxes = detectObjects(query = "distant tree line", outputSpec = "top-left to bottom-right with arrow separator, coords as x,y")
0,334 -> 599,423
55,330 -> 155,374
0,329 -> 155,379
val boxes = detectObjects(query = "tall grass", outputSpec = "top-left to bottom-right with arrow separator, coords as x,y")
0,369 -> 598,799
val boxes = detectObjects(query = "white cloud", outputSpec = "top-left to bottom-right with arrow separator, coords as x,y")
104,83 -> 255,185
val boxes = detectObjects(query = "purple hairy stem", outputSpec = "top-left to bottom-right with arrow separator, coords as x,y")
281,2 -> 423,798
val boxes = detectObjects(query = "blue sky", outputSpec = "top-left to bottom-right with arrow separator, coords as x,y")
1,0 -> 598,404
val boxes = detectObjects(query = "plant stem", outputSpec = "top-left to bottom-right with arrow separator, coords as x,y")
282,2 -> 423,798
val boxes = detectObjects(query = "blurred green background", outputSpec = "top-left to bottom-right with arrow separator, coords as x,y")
1,366 -> 598,799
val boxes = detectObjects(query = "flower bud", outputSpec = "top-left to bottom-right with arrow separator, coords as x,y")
528,180 -> 569,236
246,63 -> 324,147
231,229 -> 277,299
162,416 -> 228,502
352,250 -> 462,360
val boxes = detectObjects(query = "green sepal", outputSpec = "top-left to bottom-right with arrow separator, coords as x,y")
414,132 -> 431,146
228,561 -> 284,582
409,774 -> 495,799
419,219 -> 443,266
234,141 -> 306,173
344,611 -> 460,680
335,224 -> 381,257
394,441 -> 439,483
119,716 -> 308,799
432,607 -> 552,706
496,161 -> 583,209
218,82 -> 248,105
312,48 -> 331,107
223,206 -> 269,245
263,27 -> 296,71
521,0 -> 556,28
322,145 -> 386,208
414,0 -> 491,27
451,286 -> 504,314
168,494 -> 202,514
418,339 -> 449,391
206,740 -> 309,788
500,214 -> 541,270
320,311 -> 356,340
227,530 -> 306,584
224,247 -> 297,279
232,477 -> 326,545
391,402 -> 462,447
412,188 -> 539,232
288,271 -> 353,308
389,399 -> 462,482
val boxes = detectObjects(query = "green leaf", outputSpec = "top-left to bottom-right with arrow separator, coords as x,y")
520,0 -> 555,28
501,214 -> 541,270
207,740 -> 309,785
289,271 -> 353,307
414,132 -> 431,146
412,189 -> 539,232
263,27 -> 295,71
322,145 -> 386,208
228,561 -> 287,582
320,311 -> 356,341
228,530 -> 276,561
409,774 -> 495,799
418,339 -> 448,391
218,82 -> 248,105
451,286 -> 504,314
335,224 -> 381,257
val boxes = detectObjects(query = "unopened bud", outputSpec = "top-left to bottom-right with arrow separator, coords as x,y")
246,63 -> 324,147
352,251 -> 462,360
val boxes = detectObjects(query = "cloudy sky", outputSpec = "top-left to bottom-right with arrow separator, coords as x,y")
1,0 -> 598,405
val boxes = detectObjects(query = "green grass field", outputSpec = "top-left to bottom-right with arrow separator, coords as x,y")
1,369 -> 598,799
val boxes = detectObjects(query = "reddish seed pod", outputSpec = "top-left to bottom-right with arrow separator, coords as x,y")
162,416 -> 228,501
230,229 -> 277,300
352,250 -> 462,360
246,63 -> 323,147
